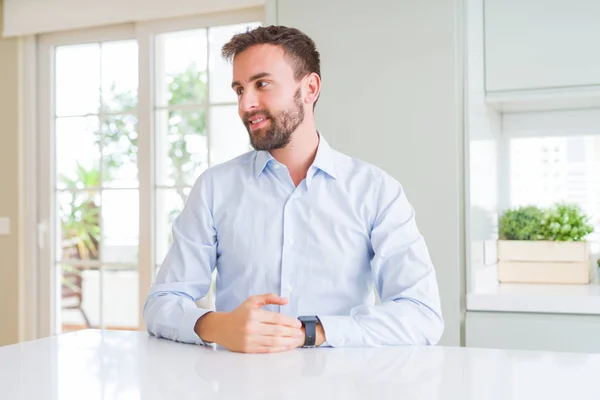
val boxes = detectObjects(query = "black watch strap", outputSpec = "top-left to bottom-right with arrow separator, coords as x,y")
303,320 -> 316,347
298,316 -> 320,347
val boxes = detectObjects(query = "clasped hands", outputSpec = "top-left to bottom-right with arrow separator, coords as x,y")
194,293 -> 325,353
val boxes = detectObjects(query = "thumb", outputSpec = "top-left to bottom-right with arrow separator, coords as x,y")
248,293 -> 288,308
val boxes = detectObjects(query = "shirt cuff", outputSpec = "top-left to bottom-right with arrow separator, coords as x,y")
180,307 -> 213,346
317,315 -> 364,348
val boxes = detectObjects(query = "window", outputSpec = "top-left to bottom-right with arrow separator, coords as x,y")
509,135 -> 600,246
50,37 -> 141,333
467,107 -> 600,308
37,10 -> 262,336
153,22 -> 259,271
465,0 -> 600,319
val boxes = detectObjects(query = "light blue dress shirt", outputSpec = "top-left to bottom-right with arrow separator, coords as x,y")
143,133 -> 444,347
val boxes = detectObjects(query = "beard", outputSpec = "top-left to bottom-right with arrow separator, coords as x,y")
243,88 -> 305,151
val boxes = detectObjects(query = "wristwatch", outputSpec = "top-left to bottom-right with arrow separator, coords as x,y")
298,316 -> 320,347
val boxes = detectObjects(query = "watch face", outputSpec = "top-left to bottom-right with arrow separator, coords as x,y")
298,316 -> 319,323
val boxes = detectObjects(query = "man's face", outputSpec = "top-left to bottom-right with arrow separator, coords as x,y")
231,44 -> 305,151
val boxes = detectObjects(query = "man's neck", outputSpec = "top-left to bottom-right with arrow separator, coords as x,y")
270,124 -> 319,187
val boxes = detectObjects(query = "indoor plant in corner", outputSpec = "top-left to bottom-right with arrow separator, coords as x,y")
497,203 -> 594,284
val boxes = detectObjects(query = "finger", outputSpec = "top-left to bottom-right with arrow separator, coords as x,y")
254,309 -> 303,328
248,293 -> 288,308
258,323 -> 305,338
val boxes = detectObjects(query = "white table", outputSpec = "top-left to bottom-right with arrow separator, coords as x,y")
1,330 -> 600,400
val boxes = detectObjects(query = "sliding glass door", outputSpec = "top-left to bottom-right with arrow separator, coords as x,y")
37,9 -> 262,336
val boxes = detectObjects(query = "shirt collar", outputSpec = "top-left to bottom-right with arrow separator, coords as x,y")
310,132 -> 338,180
253,148 -> 275,178
253,131 -> 338,180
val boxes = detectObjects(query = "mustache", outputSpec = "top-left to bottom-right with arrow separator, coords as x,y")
243,109 -> 273,125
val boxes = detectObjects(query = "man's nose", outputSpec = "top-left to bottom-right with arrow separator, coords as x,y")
239,90 -> 259,113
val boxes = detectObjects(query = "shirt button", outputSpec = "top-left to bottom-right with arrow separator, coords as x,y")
288,238 -> 294,245
274,164 -> 280,169
286,285 -> 293,293
293,192 -> 301,199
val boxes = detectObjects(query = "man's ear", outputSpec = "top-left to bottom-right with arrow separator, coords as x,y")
304,72 -> 321,106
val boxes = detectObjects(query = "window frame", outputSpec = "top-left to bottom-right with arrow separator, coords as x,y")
34,7 -> 264,338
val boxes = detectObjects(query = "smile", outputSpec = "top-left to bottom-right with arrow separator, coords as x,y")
248,117 -> 269,131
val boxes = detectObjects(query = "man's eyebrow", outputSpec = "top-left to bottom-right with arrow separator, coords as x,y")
231,72 -> 273,89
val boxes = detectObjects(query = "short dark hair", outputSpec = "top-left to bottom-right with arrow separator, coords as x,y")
222,25 -> 321,84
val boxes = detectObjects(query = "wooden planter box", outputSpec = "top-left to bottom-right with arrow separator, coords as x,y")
497,240 -> 590,284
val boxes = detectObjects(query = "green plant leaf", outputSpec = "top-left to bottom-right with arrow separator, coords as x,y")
498,206 -> 544,241
539,202 -> 594,241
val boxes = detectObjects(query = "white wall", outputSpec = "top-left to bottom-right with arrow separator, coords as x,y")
276,0 -> 465,346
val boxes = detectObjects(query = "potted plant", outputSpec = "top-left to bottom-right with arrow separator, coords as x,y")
497,203 -> 594,284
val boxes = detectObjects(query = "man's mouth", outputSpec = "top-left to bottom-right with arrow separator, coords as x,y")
247,115 -> 269,131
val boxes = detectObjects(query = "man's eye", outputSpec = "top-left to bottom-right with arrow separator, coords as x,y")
257,81 -> 269,88
235,87 -> 244,95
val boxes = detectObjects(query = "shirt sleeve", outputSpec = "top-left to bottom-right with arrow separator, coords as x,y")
142,173 -> 217,345
318,172 -> 444,347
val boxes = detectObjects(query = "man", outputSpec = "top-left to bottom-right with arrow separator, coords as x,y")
143,25 -> 444,353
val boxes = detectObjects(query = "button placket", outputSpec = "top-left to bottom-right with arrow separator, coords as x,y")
280,197 -> 295,303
